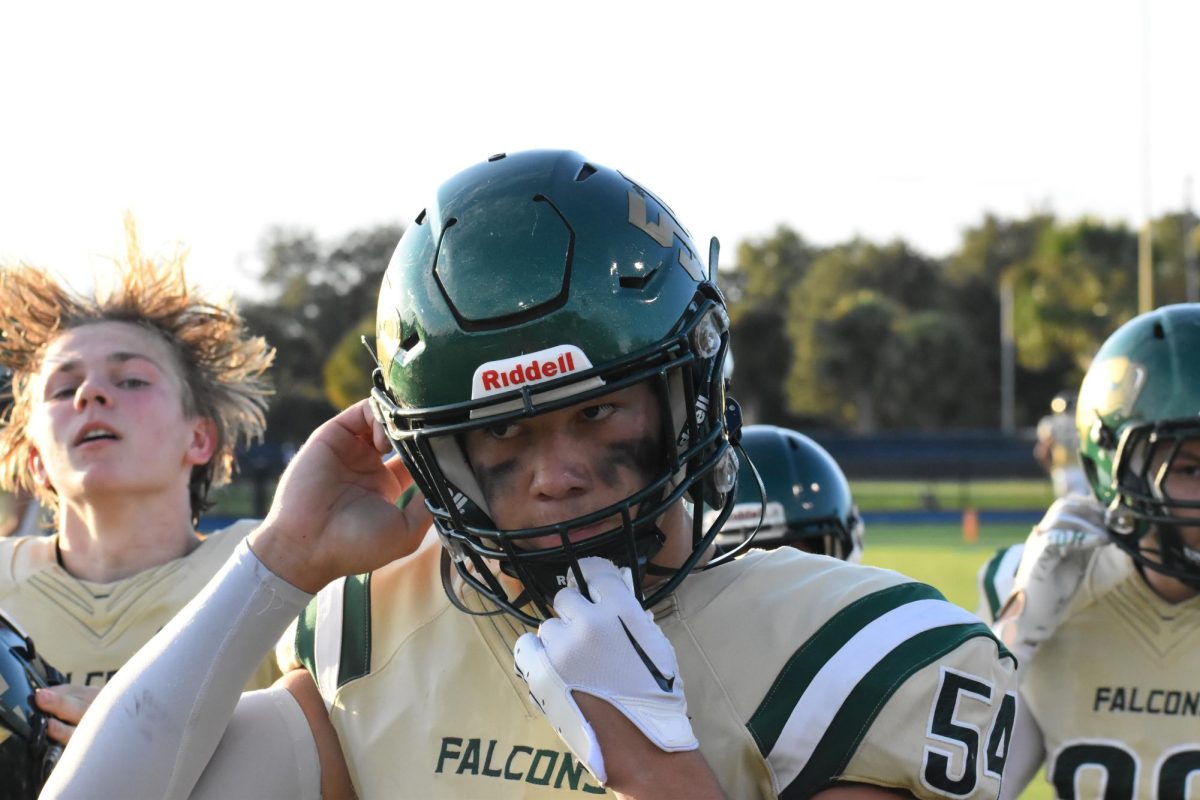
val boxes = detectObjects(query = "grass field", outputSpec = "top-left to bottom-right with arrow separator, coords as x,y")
859,520 -> 1029,611
861,520 -> 1051,800
851,479 -> 1055,513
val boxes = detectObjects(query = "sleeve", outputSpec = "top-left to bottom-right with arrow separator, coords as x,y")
41,539 -> 313,799
750,586 -> 1018,800
834,631 -> 1017,800
975,544 -> 1025,624
190,686 -> 322,800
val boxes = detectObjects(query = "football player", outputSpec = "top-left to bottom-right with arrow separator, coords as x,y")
993,304 -> 1200,799
707,424 -> 865,561
0,219 -> 280,744
48,151 -> 1016,800
0,609 -> 64,799
1033,390 -> 1089,499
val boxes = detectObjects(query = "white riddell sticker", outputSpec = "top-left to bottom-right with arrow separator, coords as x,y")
703,500 -> 785,532
471,345 -> 594,400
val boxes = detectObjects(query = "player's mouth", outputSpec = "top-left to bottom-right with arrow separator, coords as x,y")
73,423 -> 121,448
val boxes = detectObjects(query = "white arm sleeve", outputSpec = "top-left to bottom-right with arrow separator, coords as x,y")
997,691 -> 1046,800
191,685 -> 321,800
42,539 -> 314,800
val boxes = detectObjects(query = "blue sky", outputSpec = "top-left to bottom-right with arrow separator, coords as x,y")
2,0 -> 1196,297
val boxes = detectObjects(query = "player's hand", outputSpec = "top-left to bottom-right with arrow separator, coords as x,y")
35,684 -> 100,744
249,399 -> 432,592
513,558 -> 697,786
993,495 -> 1108,667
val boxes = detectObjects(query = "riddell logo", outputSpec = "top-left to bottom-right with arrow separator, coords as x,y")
471,345 -> 594,400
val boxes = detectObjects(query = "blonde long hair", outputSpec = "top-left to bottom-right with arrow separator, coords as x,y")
0,218 -> 275,522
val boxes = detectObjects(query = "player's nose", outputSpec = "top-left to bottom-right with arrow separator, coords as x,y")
528,432 -> 590,501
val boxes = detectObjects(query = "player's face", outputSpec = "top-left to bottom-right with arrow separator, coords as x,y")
462,382 -> 662,549
25,321 -> 215,507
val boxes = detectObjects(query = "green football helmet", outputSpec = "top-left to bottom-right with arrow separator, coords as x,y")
707,425 -> 864,562
369,150 -> 738,624
1076,303 -> 1200,587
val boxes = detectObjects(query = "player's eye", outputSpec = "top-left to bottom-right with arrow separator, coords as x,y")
485,422 -> 520,440
49,385 -> 79,400
580,403 -> 615,422
117,377 -> 150,389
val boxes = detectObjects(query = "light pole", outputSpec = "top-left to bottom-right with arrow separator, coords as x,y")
1000,272 -> 1015,434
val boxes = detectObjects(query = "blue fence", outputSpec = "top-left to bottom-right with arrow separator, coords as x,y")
809,430 -> 1041,481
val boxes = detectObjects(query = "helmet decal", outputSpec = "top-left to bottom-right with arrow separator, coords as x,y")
1078,356 -> 1146,421
705,500 -> 786,532
626,190 -> 705,282
471,345 -> 596,399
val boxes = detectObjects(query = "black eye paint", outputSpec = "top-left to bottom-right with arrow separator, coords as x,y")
600,434 -> 661,489
476,459 -> 519,506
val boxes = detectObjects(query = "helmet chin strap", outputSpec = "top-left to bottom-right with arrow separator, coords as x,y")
501,521 -> 667,612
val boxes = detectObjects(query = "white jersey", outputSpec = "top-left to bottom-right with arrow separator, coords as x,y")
0,520 -> 280,690
294,537 -> 1017,798
1021,544 -> 1200,799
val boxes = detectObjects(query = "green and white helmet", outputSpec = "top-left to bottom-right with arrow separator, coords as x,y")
1076,303 -> 1200,586
369,151 -> 739,624
706,425 -> 863,562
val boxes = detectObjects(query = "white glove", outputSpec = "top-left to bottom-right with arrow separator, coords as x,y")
994,495 -> 1108,668
513,557 -> 697,785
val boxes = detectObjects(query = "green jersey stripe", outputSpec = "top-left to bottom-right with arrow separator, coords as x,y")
337,572 -> 373,687
295,594 -> 319,686
763,598 -> 1002,790
982,548 -> 1007,620
295,574 -> 374,695
747,582 -> 945,756
781,622 -> 1001,799
981,544 -> 1023,621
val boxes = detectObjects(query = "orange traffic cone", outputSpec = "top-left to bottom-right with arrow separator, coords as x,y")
962,507 -> 979,544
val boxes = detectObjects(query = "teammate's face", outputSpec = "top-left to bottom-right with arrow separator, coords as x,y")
1147,438 -> 1200,535
1139,437 -> 1200,600
25,321 -> 215,506
462,382 -> 662,549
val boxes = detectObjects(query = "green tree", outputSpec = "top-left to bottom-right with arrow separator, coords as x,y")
785,239 -> 956,432
946,213 -> 1051,427
241,224 -> 403,444
722,226 -> 817,425
1009,218 -> 1138,377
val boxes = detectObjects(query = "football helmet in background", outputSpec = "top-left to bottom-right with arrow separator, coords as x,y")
0,610 -> 65,800
1076,303 -> 1200,587
369,150 -> 739,624
708,424 -> 863,562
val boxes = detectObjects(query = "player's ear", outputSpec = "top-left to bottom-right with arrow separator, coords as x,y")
28,446 -> 52,491
185,417 -> 218,466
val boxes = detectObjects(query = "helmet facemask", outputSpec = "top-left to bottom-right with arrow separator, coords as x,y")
371,295 -> 738,626
1105,420 -> 1200,588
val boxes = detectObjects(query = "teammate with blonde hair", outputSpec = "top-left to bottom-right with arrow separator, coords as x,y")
0,219 -> 279,748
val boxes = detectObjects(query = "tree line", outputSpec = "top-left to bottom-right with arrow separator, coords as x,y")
237,209 -> 1198,450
